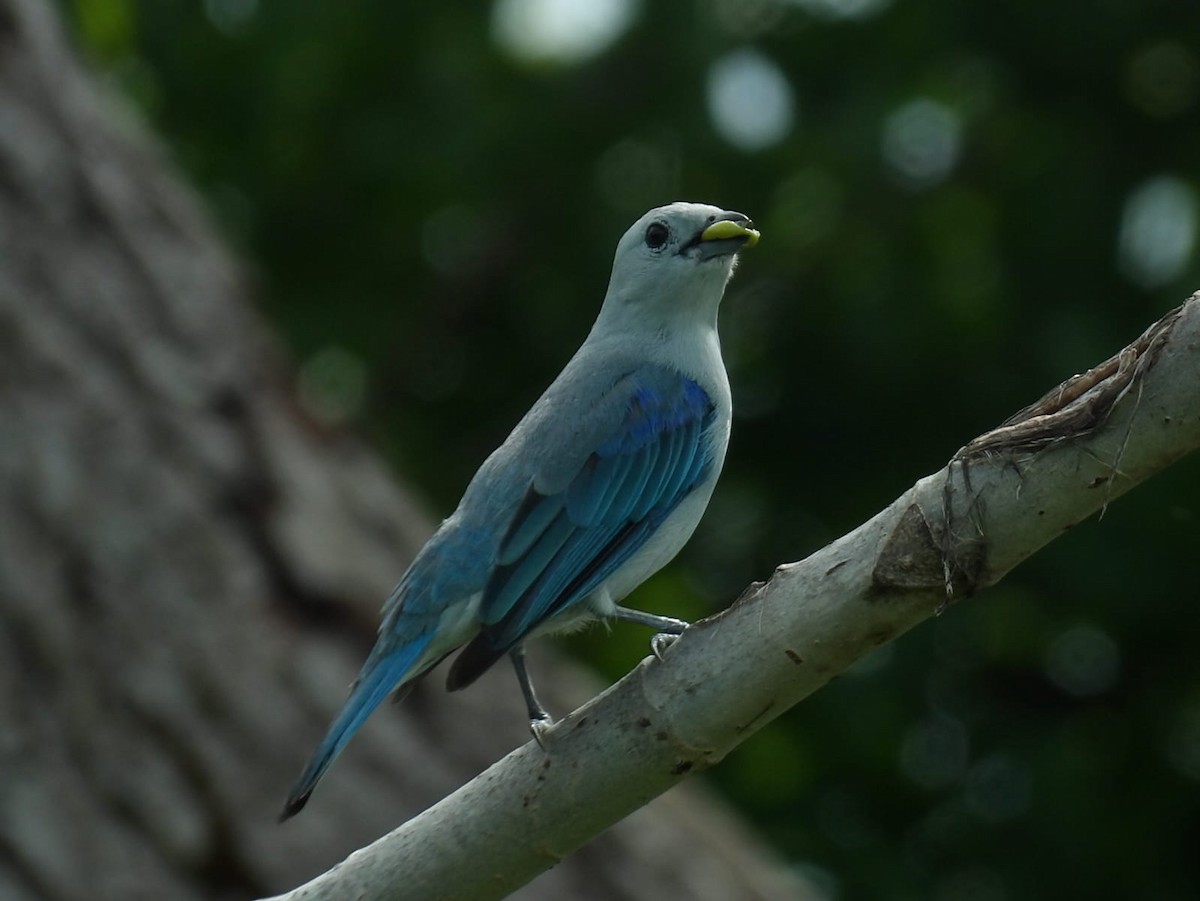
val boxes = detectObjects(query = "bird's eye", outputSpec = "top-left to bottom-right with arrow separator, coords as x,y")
644,222 -> 669,250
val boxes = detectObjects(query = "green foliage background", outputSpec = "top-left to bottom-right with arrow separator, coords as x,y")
65,1 -> 1200,896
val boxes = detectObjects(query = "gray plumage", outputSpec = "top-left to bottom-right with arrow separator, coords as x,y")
281,201 -> 759,819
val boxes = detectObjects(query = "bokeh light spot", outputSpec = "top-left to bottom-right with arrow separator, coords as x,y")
204,0 -> 258,37
786,0 -> 891,20
1044,623 -> 1121,698
491,0 -> 639,65
1125,41 -> 1200,118
707,49 -> 795,152
709,0 -> 788,38
881,98 -> 962,188
1118,175 -> 1197,289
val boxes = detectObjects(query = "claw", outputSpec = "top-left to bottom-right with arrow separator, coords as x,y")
530,716 -> 554,749
650,632 -> 679,661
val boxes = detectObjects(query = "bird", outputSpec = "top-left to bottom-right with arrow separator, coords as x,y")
280,202 -> 759,820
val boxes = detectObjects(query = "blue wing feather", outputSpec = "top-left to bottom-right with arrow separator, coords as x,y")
566,452 -> 632,526
659,417 -> 702,505
611,441 -> 658,524
555,518 -> 653,611
488,512 -> 575,621
496,492 -> 564,566
632,425 -> 682,520
465,366 -> 716,661
498,526 -> 613,637
589,452 -> 635,526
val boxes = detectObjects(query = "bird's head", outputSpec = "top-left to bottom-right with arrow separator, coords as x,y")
600,202 -> 759,332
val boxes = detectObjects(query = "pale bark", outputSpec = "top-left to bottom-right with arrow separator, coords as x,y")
0,1 -> 808,899
267,297 -> 1200,900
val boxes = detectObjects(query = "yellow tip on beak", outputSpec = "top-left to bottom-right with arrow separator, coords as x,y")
700,219 -> 760,248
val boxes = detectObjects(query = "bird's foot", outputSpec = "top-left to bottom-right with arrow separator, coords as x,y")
650,631 -> 680,661
530,715 -> 555,750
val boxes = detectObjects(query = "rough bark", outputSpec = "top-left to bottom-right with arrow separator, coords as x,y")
0,1 -> 808,899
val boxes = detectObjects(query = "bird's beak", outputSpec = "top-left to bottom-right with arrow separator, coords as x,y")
689,212 -> 760,261
700,216 -> 760,249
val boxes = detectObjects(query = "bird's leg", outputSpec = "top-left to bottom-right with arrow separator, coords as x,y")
610,605 -> 689,633
610,605 -> 690,662
509,645 -> 554,748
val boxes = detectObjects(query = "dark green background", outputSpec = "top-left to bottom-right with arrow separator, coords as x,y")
64,1 -> 1200,897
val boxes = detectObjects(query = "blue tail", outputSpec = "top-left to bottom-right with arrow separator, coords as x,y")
280,634 -> 433,820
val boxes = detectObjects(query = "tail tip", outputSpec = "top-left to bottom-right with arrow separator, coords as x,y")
278,789 -> 311,822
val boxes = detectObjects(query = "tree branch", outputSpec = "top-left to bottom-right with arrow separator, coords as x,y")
267,293 -> 1200,901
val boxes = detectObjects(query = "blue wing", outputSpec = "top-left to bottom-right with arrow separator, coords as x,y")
446,367 -> 717,689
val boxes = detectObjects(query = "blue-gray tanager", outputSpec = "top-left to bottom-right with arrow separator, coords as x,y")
281,202 -> 759,819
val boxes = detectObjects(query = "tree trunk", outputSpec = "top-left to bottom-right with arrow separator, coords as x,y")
0,1 -> 807,898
